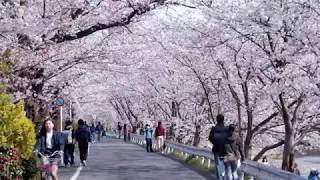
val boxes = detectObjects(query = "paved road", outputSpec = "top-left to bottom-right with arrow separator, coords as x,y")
60,139 -> 212,180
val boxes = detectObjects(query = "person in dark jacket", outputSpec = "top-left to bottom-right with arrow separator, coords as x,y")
224,124 -> 244,180
308,168 -> 320,180
35,118 -> 64,180
96,121 -> 103,142
62,121 -> 75,167
123,124 -> 128,141
74,119 -> 91,166
117,122 -> 122,139
209,114 -> 229,180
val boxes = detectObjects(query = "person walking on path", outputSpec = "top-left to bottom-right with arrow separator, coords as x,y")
123,124 -> 128,141
209,114 -> 229,180
155,121 -> 165,152
144,124 -> 154,152
62,121 -> 75,167
34,118 -> 64,180
293,163 -> 301,176
262,156 -> 270,166
90,123 -> 96,143
95,122 -> 103,142
117,122 -> 122,139
308,168 -> 320,180
74,119 -> 91,166
223,124 -> 244,180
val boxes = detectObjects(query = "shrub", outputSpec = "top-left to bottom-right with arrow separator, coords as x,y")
0,145 -> 23,180
21,155 -> 40,180
0,84 -> 36,159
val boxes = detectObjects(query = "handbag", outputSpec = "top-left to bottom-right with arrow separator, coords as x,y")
223,153 -> 238,163
223,143 -> 239,163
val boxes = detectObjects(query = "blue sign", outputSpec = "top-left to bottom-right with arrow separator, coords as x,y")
55,97 -> 64,107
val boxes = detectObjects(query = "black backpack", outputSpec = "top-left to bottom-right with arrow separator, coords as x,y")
209,126 -> 229,154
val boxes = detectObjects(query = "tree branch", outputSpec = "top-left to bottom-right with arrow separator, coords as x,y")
253,140 -> 285,161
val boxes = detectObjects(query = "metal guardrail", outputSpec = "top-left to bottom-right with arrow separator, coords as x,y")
129,134 -> 306,180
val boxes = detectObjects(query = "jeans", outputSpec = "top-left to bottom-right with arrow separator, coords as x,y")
64,144 -> 75,165
118,130 -> 121,139
146,138 -> 153,152
224,160 -> 240,180
214,153 -> 224,180
91,132 -> 95,142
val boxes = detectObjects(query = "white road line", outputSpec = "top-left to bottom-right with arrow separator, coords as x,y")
70,166 -> 83,180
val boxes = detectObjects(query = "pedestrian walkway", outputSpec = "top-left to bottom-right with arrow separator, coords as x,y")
60,139 -> 212,180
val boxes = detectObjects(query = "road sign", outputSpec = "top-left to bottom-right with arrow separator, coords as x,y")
55,97 -> 64,107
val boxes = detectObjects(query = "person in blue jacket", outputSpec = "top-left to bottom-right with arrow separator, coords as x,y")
144,124 -> 154,152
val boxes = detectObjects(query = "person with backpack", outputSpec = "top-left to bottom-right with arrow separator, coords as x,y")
223,124 -> 244,180
74,119 -> 91,166
208,114 -> 229,180
155,121 -> 166,152
144,124 -> 154,152
62,121 -> 75,167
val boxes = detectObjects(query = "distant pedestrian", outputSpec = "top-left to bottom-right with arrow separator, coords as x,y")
117,122 -> 122,139
144,124 -> 153,152
308,168 -> 320,180
155,121 -> 165,152
209,114 -> 229,180
90,123 -> 96,143
223,124 -> 244,180
95,122 -> 103,142
74,119 -> 91,166
62,121 -> 75,167
262,156 -> 270,166
293,163 -> 301,176
123,124 -> 128,141
101,126 -> 107,140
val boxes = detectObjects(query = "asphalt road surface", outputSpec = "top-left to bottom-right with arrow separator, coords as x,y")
59,139 -> 212,180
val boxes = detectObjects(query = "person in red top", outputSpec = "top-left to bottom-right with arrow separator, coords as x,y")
155,121 -> 165,152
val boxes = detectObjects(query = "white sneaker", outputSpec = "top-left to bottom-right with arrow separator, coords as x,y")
82,160 -> 87,166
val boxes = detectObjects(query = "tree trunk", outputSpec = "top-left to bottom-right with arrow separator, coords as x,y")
282,129 -> 294,171
279,93 -> 295,172
193,124 -> 201,147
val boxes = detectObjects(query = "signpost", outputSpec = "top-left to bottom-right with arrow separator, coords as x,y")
55,97 -> 64,131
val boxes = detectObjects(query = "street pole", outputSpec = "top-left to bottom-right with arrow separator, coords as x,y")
60,106 -> 63,132
70,101 -> 72,121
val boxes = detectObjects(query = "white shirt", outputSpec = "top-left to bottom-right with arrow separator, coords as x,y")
46,131 -> 53,149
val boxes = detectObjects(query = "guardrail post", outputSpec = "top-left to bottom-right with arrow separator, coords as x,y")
207,158 -> 211,168
201,157 -> 205,165
184,152 -> 188,159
